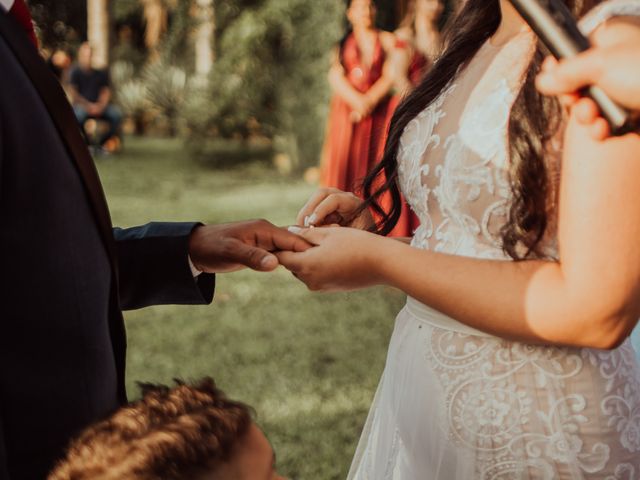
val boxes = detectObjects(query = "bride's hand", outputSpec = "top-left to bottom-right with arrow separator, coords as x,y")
277,226 -> 386,292
296,188 -> 375,230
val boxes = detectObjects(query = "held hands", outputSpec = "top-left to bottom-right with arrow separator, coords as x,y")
535,18 -> 640,140
188,220 -> 312,274
276,226 -> 384,292
87,103 -> 105,117
349,94 -> 375,123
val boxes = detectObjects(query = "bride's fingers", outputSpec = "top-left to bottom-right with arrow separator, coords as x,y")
296,188 -> 344,226
275,251 -> 304,273
305,192 -> 362,227
308,195 -> 348,226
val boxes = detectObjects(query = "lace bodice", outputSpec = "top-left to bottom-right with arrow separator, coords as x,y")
398,32 -> 538,259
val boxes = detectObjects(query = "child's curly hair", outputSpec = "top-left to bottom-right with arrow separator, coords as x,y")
48,378 -> 253,480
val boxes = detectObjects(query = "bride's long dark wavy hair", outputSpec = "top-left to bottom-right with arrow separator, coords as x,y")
360,0 -> 600,259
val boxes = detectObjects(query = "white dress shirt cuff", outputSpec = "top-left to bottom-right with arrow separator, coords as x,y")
188,255 -> 203,277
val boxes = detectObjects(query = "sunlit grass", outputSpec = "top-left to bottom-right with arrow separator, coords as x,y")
97,137 -> 405,479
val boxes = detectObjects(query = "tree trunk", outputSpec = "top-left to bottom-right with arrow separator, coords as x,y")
87,0 -> 110,68
194,0 -> 215,78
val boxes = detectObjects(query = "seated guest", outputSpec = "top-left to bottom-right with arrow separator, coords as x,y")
69,42 -> 122,152
48,378 -> 286,480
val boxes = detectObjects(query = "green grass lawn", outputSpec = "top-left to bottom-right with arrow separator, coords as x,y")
96,137 -> 405,479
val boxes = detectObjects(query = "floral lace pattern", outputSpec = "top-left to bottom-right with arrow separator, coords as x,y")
424,325 -> 640,478
398,39 -> 528,259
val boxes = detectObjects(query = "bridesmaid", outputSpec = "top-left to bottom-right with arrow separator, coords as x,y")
384,0 -> 444,237
392,0 -> 443,94
320,0 -> 396,197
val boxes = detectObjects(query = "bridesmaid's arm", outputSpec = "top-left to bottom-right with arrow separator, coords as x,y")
280,115 -> 640,350
364,31 -> 400,106
388,31 -> 414,95
328,52 -> 370,115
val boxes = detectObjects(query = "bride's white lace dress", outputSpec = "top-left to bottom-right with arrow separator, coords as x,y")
347,22 -> 640,480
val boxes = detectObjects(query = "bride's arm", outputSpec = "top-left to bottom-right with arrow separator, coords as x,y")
281,116 -> 640,350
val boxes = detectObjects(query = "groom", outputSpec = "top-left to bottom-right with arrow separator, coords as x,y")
0,2 -> 309,479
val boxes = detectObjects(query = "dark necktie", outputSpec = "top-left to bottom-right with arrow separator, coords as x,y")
6,0 -> 37,48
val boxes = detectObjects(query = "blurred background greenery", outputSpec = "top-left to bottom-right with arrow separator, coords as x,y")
31,0 -> 421,173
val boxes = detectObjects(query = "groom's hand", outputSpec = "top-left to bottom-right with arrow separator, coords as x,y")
188,220 -> 312,273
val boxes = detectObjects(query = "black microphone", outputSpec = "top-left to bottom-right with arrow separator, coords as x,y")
509,0 -> 634,136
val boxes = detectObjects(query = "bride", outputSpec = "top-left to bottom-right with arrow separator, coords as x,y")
279,0 -> 640,478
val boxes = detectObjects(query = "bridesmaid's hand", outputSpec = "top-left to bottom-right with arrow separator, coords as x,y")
296,188 -> 375,230
349,94 -> 374,122
277,227 -> 386,292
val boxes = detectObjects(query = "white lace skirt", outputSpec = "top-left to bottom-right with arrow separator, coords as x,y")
347,300 -> 640,480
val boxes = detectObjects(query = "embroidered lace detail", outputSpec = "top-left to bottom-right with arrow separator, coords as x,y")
398,82 -> 456,251
399,61 -> 519,259
423,327 -> 635,478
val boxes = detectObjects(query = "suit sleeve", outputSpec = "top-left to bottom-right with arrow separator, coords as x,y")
114,222 -> 215,310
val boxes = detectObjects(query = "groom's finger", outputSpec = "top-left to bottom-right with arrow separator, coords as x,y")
226,239 -> 279,272
261,225 -> 313,253
249,221 -> 312,253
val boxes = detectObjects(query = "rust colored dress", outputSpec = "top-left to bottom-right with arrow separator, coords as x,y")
321,32 -> 392,195
384,39 -> 430,237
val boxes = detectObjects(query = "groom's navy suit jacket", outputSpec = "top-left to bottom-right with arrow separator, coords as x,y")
0,13 -> 215,480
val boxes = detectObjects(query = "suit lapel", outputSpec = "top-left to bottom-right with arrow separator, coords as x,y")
0,13 -> 118,275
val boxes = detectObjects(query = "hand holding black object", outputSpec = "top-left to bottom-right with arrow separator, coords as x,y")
509,0 -> 634,136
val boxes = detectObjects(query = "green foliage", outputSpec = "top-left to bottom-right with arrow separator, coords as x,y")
113,0 -> 143,22
143,60 -> 188,136
183,0 -> 345,169
159,0 -> 196,68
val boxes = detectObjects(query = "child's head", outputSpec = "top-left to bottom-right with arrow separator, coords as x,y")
49,378 -> 285,480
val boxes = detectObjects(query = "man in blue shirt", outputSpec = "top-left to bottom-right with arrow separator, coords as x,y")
69,42 -> 122,151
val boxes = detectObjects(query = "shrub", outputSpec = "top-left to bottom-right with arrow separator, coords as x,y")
182,0 -> 344,171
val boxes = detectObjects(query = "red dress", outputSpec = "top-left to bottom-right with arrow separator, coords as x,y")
321,33 -> 392,195
384,40 -> 430,237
